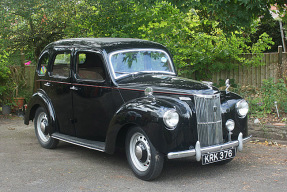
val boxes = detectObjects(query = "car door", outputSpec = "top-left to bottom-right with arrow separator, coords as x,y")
71,50 -> 122,141
43,48 -> 75,136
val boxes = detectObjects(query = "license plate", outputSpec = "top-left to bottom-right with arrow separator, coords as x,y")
202,148 -> 236,165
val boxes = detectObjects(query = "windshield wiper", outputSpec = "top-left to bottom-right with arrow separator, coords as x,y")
115,71 -> 130,74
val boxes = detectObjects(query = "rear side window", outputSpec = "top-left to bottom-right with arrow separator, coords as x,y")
51,52 -> 71,78
38,52 -> 49,76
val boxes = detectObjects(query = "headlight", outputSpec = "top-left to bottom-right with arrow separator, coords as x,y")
163,109 -> 179,129
226,119 -> 235,132
236,100 -> 249,118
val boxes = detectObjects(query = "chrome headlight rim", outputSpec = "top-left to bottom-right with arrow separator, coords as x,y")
236,99 -> 249,118
163,109 -> 179,130
226,119 -> 235,132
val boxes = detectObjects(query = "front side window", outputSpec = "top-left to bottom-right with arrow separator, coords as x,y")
51,52 -> 71,78
76,52 -> 105,81
109,49 -> 175,79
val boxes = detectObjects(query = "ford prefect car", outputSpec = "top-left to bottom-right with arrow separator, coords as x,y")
24,38 -> 251,180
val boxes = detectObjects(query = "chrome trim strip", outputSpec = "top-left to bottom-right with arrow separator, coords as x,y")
179,97 -> 191,101
193,94 -> 219,99
197,120 -> 222,125
51,134 -> 105,152
167,135 -> 252,160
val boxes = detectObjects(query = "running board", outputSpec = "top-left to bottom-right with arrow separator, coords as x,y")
51,132 -> 105,152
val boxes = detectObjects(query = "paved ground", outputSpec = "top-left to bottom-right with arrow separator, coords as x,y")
1,117 -> 287,192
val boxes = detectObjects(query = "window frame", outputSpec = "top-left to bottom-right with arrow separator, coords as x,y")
108,48 -> 176,80
74,50 -> 106,83
49,49 -> 72,79
37,51 -> 50,77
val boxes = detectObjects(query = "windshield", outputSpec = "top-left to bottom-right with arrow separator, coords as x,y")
109,49 -> 175,79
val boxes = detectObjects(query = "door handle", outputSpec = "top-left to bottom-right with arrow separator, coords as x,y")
44,82 -> 51,87
70,86 -> 78,91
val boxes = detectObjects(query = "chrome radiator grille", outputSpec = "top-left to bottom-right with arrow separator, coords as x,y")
194,94 -> 223,147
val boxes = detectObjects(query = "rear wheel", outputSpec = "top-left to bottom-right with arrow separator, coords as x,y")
34,107 -> 58,149
125,127 -> 164,181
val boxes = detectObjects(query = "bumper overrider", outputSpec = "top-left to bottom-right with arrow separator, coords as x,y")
167,133 -> 252,161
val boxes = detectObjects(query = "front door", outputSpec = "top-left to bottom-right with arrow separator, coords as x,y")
71,50 -> 121,141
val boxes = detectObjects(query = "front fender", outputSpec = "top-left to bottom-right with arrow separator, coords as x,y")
24,89 -> 57,133
105,96 -> 192,154
220,91 -> 248,138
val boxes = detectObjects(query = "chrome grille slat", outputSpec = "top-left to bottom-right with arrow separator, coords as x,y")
194,94 -> 223,147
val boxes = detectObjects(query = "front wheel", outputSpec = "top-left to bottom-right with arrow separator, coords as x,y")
125,127 -> 164,181
34,107 -> 58,149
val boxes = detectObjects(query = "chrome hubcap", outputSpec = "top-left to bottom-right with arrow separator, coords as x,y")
37,112 -> 50,142
40,121 -> 46,133
135,145 -> 143,160
130,132 -> 151,172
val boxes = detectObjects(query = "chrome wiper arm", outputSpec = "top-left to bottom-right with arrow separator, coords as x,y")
115,71 -> 175,79
115,71 -> 130,74
115,71 -> 149,76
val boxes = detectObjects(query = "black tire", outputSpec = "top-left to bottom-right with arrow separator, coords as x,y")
34,107 -> 58,149
125,127 -> 164,181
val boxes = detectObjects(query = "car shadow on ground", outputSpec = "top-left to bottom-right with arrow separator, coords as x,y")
54,141 -> 242,181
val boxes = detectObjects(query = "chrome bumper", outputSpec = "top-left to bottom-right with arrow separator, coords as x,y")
167,133 -> 252,161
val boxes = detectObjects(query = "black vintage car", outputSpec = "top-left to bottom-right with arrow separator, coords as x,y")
24,38 -> 251,180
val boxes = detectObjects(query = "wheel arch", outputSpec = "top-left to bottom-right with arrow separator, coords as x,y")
105,96 -> 191,155
114,123 -> 137,150
24,90 -> 57,133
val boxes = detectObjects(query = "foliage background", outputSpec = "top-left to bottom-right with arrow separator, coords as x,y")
0,0 -> 287,116
1,0 -> 286,79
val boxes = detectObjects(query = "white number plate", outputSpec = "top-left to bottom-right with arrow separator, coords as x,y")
202,148 -> 236,165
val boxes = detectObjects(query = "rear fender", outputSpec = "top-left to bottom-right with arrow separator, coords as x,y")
24,90 -> 57,133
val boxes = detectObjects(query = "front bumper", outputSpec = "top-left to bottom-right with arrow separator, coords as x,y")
167,132 -> 252,161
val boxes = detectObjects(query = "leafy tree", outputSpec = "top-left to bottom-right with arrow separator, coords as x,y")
0,0 -> 281,80
178,0 -> 287,33
134,2 -> 274,79
248,13 -> 282,52
0,48 -> 11,103
0,0 -> 78,61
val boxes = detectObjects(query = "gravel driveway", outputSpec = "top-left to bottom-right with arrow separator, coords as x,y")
1,117 -> 287,192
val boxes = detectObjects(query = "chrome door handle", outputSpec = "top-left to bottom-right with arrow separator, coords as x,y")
70,86 -> 78,91
44,82 -> 51,87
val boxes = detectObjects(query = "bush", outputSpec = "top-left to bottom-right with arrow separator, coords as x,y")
261,78 -> 287,114
0,50 -> 11,104
233,78 -> 287,118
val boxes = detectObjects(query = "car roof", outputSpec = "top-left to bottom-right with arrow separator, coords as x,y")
44,38 -> 167,53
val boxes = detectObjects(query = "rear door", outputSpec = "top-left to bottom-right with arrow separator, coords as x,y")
44,48 -> 75,136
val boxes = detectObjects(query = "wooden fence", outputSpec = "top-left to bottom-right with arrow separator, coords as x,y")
211,47 -> 287,88
24,65 -> 36,93
22,47 -> 287,91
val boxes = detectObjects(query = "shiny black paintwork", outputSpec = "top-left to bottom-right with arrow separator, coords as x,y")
25,38 -> 248,155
